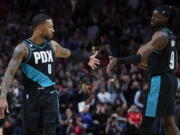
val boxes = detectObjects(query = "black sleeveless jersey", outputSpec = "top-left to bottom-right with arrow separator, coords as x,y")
147,28 -> 177,75
20,39 -> 56,88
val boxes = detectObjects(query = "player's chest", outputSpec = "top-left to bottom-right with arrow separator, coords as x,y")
30,49 -> 54,64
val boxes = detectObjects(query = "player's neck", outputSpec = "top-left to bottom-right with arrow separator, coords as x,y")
153,24 -> 168,32
29,34 -> 44,45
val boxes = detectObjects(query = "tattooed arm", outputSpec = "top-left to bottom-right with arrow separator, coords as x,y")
51,40 -> 100,69
51,40 -> 71,58
0,43 -> 28,118
1,43 -> 28,97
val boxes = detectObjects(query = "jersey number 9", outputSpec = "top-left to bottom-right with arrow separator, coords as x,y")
169,51 -> 175,70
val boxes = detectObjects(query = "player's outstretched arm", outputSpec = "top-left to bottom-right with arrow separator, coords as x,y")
0,43 -> 27,119
107,31 -> 168,73
51,40 -> 100,70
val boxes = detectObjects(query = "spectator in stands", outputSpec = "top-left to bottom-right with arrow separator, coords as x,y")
116,107 -> 128,135
109,78 -> 127,108
93,102 -> 108,135
97,86 -> 111,104
79,106 -> 94,134
105,113 -> 123,135
127,104 -> 142,135
66,115 -> 86,135
61,108 -> 74,135
134,82 -> 148,111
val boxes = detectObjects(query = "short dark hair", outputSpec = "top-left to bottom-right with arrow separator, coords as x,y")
31,13 -> 51,28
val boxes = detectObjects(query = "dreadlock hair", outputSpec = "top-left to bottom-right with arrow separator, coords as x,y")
168,5 -> 176,27
154,5 -> 176,27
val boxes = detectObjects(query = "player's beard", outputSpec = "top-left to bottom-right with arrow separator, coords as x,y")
44,34 -> 52,40
150,20 -> 168,30
151,23 -> 167,31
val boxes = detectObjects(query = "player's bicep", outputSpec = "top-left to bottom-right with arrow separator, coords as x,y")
56,46 -> 71,58
51,40 -> 71,58
7,45 -> 26,75
150,31 -> 168,50
137,32 -> 168,58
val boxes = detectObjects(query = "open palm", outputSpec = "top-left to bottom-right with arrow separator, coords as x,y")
88,51 -> 100,70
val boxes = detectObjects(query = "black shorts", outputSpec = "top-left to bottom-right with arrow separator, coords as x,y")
144,73 -> 177,117
22,85 -> 60,132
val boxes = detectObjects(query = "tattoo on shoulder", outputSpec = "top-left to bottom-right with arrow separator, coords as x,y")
12,43 -> 28,61
51,40 -> 70,58
0,43 -> 27,97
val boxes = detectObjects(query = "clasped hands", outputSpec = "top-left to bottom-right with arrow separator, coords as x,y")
88,51 -> 117,74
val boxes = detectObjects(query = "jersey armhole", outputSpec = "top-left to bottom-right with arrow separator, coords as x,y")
161,28 -> 170,41
49,40 -> 56,56
160,28 -> 171,52
22,40 -> 32,63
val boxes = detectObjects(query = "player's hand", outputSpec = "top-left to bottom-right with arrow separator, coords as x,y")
137,45 -> 148,70
138,62 -> 148,70
0,97 -> 9,119
107,56 -> 117,74
137,55 -> 148,70
88,51 -> 100,70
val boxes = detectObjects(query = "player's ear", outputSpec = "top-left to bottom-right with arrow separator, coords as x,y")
37,24 -> 45,35
37,24 -> 44,31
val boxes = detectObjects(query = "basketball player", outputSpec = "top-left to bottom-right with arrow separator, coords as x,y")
107,5 -> 180,135
0,14 -> 100,135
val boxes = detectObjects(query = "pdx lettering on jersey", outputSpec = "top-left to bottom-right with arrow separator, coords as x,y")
20,39 -> 56,88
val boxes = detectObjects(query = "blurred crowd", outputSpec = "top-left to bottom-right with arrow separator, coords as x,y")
0,0 -> 180,135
